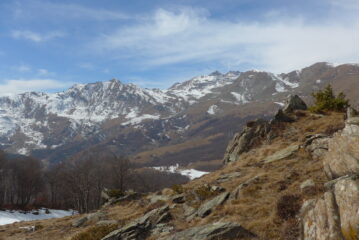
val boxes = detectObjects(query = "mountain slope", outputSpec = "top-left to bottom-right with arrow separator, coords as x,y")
2,97 -> 358,240
0,62 -> 358,166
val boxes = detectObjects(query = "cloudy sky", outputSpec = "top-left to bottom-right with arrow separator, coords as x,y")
1,0 -> 359,94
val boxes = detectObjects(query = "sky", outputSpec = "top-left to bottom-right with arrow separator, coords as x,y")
1,0 -> 359,94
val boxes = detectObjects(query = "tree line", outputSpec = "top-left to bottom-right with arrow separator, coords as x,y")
0,150 -> 188,213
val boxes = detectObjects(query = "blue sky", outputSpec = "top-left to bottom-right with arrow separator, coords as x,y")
1,0 -> 359,94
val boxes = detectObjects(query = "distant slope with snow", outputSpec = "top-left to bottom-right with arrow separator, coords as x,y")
0,209 -> 75,226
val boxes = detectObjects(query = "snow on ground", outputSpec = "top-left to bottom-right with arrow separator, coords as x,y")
122,114 -> 160,126
207,105 -> 218,115
231,92 -> 248,104
153,164 -> 209,180
0,209 -> 76,226
274,102 -> 285,107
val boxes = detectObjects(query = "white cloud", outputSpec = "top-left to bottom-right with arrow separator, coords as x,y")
12,1 -> 129,21
0,79 -> 73,96
12,30 -> 65,42
14,64 -> 31,72
94,7 -> 359,73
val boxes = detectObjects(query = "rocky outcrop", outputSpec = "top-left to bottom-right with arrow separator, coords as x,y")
166,222 -> 257,240
283,94 -> 308,113
103,191 -> 143,207
301,192 -> 344,240
196,192 -> 230,218
102,205 -> 171,240
323,111 -> 359,179
72,211 -> 106,227
304,134 -> 330,159
264,144 -> 299,163
216,172 -> 241,183
301,108 -> 359,240
223,119 -> 271,164
223,94 -> 309,164
230,176 -> 260,200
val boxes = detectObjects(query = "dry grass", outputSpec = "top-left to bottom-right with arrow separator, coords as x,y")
0,111 -> 345,240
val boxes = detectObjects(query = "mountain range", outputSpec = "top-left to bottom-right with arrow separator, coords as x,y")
0,62 -> 358,167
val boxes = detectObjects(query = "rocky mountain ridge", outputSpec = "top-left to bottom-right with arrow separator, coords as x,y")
0,62 -> 358,165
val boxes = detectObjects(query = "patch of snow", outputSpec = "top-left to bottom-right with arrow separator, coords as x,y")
316,79 -> 322,84
231,92 -> 248,103
274,102 -> 285,107
207,105 -> 218,115
0,209 -> 76,226
122,114 -> 160,126
153,164 -> 208,180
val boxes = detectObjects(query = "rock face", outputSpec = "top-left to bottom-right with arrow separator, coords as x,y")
304,134 -> 330,159
196,192 -> 230,218
264,144 -> 299,163
102,205 -> 171,240
301,109 -> 359,240
166,222 -> 257,240
283,94 -> 308,113
323,113 -> 359,179
223,119 -> 271,164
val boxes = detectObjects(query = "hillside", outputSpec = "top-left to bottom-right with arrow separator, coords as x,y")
1,95 -> 358,240
1,62 -> 359,169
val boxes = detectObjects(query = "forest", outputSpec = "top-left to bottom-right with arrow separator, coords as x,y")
0,150 -> 188,213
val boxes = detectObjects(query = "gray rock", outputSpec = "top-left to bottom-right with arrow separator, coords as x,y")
167,222 -> 257,240
196,192 -> 230,218
223,119 -> 271,164
72,216 -> 88,228
102,205 -> 171,240
300,179 -> 315,191
324,174 -> 359,191
264,144 -> 299,163
272,109 -> 294,123
301,191 -> 344,240
104,192 -> 143,207
147,194 -> 170,204
96,220 -> 117,226
172,194 -> 185,204
283,94 -> 307,113
230,176 -> 260,200
216,172 -> 241,183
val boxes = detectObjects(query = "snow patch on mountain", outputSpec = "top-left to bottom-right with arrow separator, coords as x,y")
207,105 -> 219,115
153,164 -> 208,180
0,209 -> 76,226
231,92 -> 248,104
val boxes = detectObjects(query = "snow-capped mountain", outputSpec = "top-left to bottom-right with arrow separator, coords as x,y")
0,62 -> 358,165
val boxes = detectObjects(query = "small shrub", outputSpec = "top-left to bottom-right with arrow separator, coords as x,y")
276,194 -> 302,220
194,185 -> 217,201
107,189 -> 124,198
71,224 -> 118,240
309,84 -> 350,113
171,184 -> 184,194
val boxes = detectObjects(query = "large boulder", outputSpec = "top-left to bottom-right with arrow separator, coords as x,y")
102,205 -> 171,240
304,134 -> 330,159
196,192 -> 230,218
323,122 -> 359,179
333,177 -> 359,239
264,144 -> 299,163
283,95 -> 307,113
166,222 -> 257,240
301,192 -> 344,240
223,119 -> 271,164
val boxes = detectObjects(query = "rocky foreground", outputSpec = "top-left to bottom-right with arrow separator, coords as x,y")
0,95 -> 358,240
